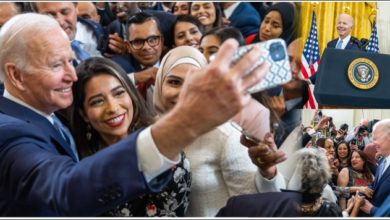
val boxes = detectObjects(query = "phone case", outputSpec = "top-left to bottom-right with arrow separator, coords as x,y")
232,38 -> 292,93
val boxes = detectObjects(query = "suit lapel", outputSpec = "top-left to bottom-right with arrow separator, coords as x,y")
330,39 -> 338,48
0,96 -> 76,159
377,162 -> 390,187
345,40 -> 353,50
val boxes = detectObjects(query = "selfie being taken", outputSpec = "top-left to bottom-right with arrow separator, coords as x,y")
1,1 -> 390,218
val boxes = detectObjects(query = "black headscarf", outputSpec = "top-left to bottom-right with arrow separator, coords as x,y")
254,2 -> 298,45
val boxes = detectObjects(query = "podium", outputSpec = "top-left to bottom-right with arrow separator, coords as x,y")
314,48 -> 390,108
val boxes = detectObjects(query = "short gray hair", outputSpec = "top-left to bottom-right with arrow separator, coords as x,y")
0,13 -> 64,81
297,148 -> 331,195
373,119 -> 390,136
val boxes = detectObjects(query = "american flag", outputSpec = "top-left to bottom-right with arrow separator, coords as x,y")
301,11 -> 320,109
366,22 -> 379,53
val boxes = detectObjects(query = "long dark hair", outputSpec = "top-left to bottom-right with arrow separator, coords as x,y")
351,150 -> 374,183
335,141 -> 351,160
171,14 -> 205,46
71,57 -> 154,158
189,2 -> 224,30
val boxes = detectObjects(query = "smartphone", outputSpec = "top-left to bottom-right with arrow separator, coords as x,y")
232,38 -> 292,93
230,121 -> 260,144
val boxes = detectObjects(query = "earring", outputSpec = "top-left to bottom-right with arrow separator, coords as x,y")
86,124 -> 92,141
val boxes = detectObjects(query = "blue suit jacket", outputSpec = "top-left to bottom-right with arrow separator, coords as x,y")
228,3 -> 261,38
374,193 -> 390,217
327,37 -> 363,51
0,96 -> 170,216
111,53 -> 142,73
369,159 -> 390,215
78,17 -> 107,54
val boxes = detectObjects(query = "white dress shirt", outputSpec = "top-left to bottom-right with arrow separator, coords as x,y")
75,21 -> 102,58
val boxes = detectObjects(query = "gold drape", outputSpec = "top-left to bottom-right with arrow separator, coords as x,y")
299,2 -> 377,55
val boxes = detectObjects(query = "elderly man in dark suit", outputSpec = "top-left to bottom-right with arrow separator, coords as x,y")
327,13 -> 363,51
310,13 -> 363,84
359,119 -> 390,216
0,13 -> 269,216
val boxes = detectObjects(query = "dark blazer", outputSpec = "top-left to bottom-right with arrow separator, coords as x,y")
228,2 -> 261,38
370,159 -> 390,215
216,192 -> 301,217
0,96 -> 171,216
327,36 -> 363,51
111,53 -> 142,73
374,194 -> 390,217
311,36 -> 364,84
216,191 -> 341,217
78,17 -> 108,54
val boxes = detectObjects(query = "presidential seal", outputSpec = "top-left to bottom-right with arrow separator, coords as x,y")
348,58 -> 379,90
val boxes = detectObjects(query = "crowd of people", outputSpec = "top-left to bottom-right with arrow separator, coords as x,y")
302,111 -> 390,217
0,1 -> 389,217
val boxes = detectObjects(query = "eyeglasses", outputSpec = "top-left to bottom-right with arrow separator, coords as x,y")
128,35 -> 161,50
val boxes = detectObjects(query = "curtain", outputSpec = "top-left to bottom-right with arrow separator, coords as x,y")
299,2 -> 376,55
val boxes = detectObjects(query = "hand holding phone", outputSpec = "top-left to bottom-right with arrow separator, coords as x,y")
210,38 -> 292,93
231,121 -> 260,145
231,39 -> 292,93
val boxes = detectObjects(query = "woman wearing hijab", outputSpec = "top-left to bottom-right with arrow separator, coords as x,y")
153,46 -> 286,217
247,2 -> 298,45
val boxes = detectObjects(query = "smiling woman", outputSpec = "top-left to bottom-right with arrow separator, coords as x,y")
172,14 -> 205,48
71,57 -> 191,217
189,2 -> 223,32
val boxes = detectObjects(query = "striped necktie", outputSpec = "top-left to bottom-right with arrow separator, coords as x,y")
71,40 -> 90,61
52,115 -> 79,161
336,39 -> 343,49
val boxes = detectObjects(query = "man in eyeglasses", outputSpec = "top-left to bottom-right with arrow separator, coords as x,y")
112,12 -> 165,109
127,12 -> 163,72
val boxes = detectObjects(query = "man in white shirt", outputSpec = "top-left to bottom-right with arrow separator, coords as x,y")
33,2 -> 128,61
0,13 -> 271,216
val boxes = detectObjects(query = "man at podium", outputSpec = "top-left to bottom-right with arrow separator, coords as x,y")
310,13 -> 364,85
327,13 -> 364,51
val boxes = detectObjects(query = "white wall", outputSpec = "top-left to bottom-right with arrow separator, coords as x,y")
302,109 -> 390,129
377,2 -> 390,54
